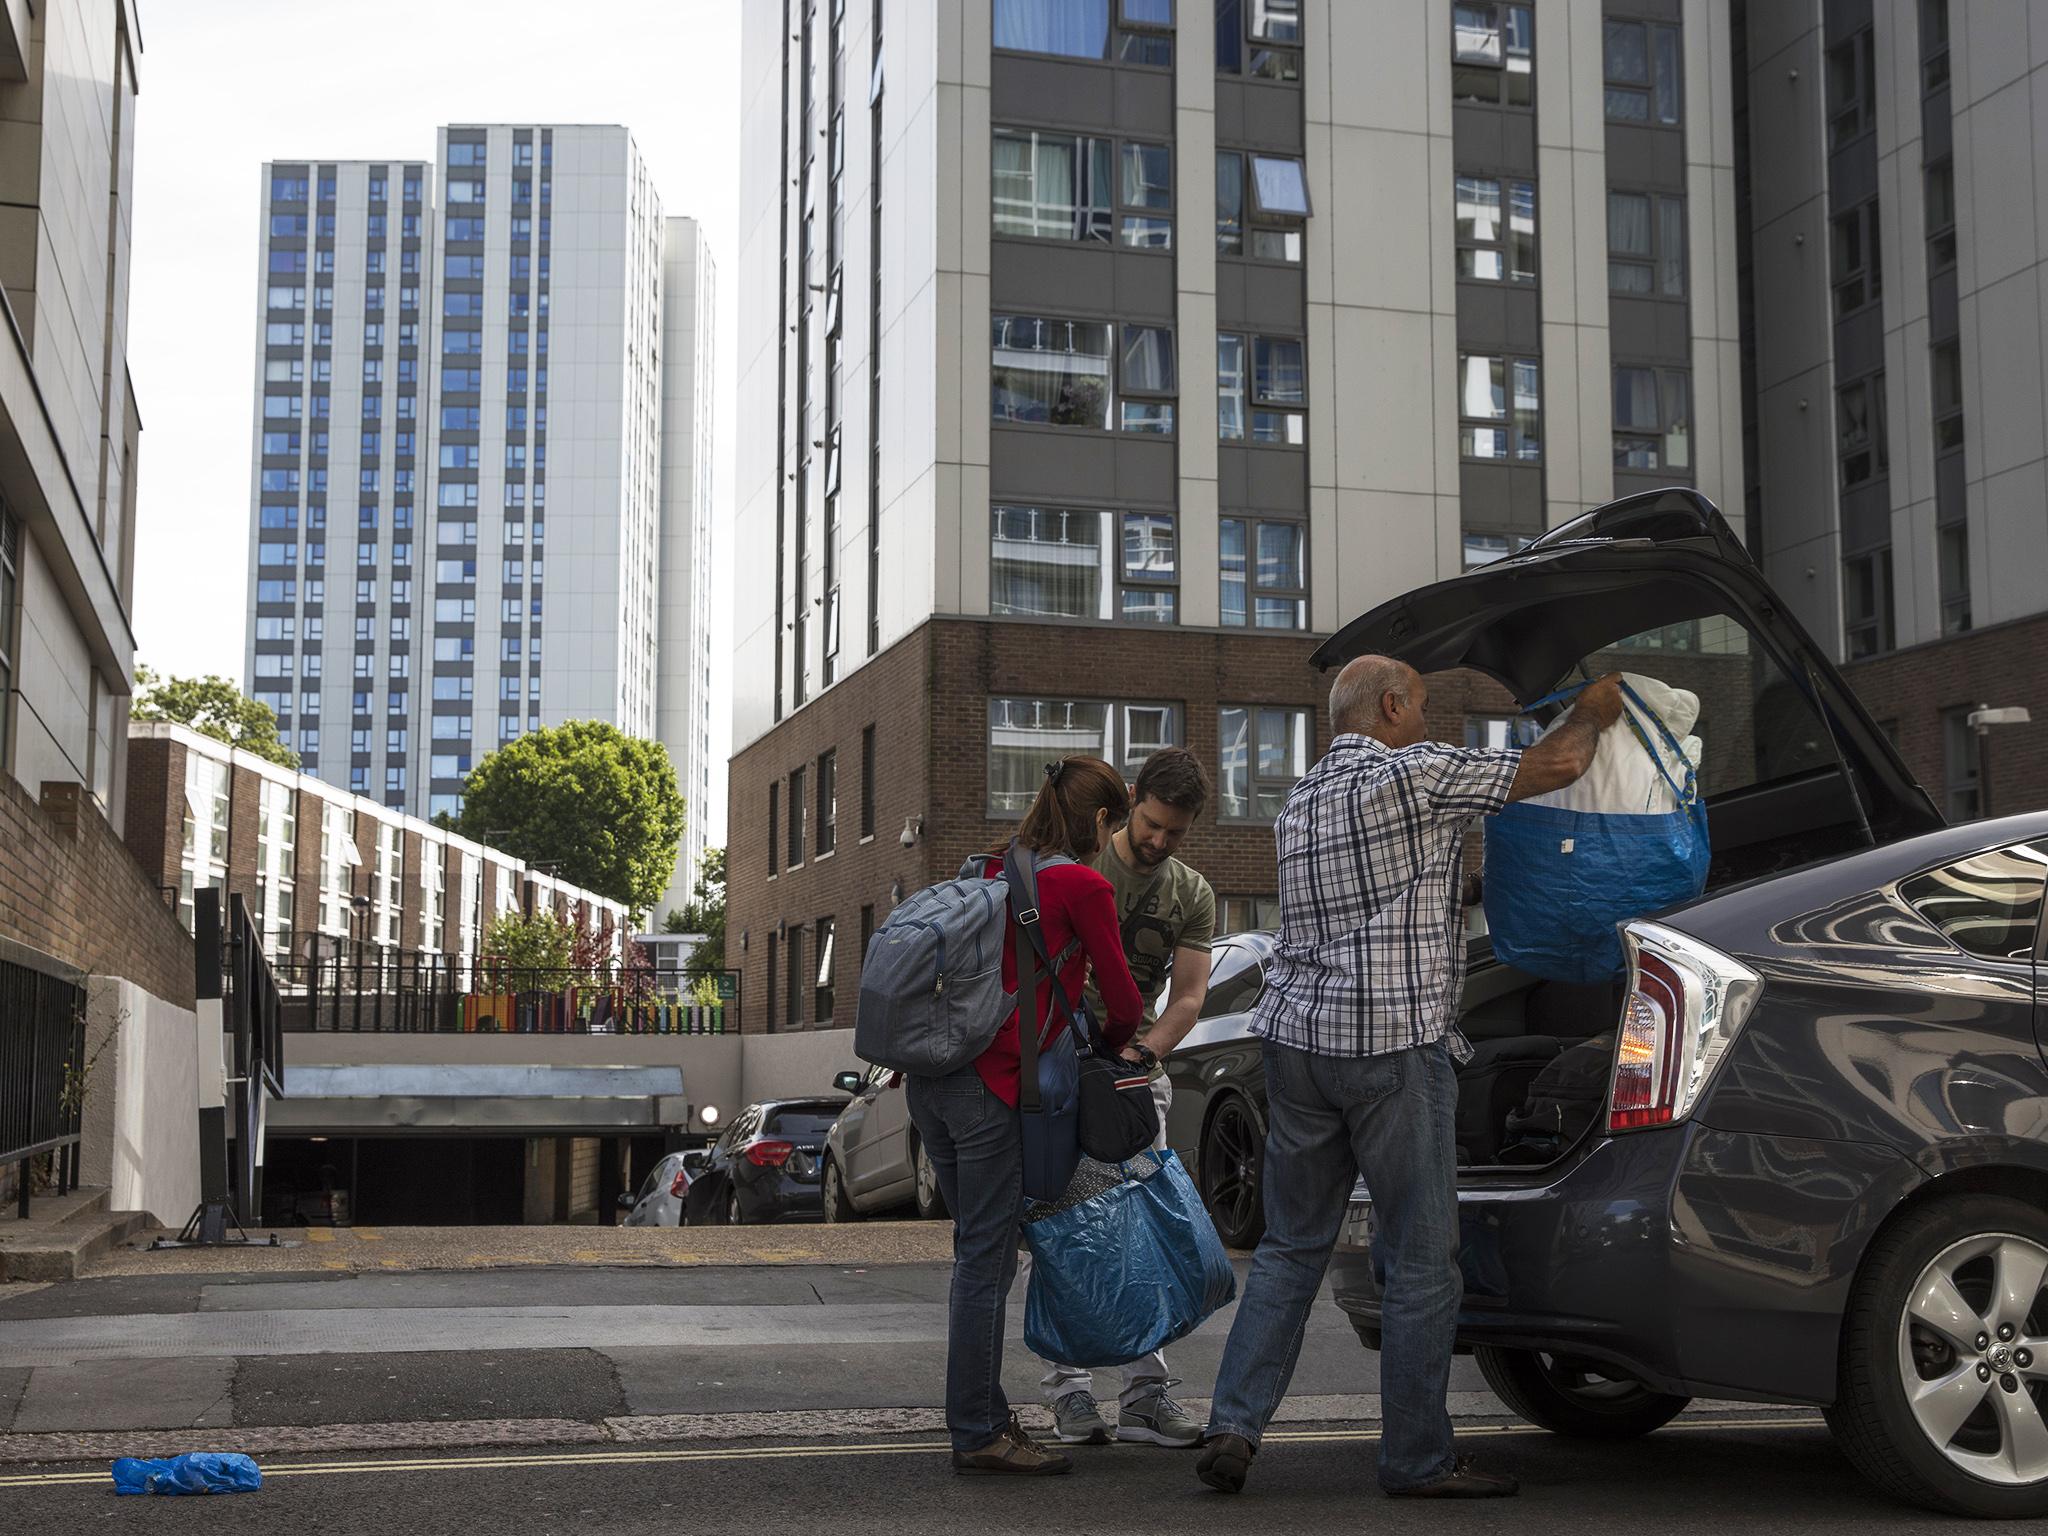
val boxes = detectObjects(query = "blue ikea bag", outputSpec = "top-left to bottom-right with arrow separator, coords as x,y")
112,1452 -> 262,1495
1023,1150 -> 1237,1367
1484,680 -> 1712,985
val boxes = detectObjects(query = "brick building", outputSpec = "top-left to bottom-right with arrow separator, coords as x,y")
126,722 -> 629,973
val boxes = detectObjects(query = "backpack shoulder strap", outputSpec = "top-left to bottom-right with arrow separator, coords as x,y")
1003,842 -> 1095,1116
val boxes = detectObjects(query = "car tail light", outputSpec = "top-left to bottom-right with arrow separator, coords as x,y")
669,1166 -> 690,1198
745,1139 -> 795,1168
1606,922 -> 1762,1134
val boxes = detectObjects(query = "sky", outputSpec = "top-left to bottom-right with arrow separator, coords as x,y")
126,0 -> 743,840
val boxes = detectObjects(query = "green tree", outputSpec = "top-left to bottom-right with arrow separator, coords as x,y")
130,664 -> 299,769
675,846 -> 726,979
479,909 -> 574,973
456,720 -> 686,913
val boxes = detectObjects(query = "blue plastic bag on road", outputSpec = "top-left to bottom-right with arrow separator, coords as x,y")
1023,1150 -> 1236,1368
111,1452 -> 263,1495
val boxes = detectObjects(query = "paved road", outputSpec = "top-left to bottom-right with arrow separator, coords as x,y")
0,1422 -> 1954,1534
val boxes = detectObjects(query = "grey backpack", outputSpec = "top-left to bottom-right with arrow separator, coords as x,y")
854,849 -> 1076,1076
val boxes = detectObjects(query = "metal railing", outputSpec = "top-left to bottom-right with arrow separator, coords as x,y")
275,948 -> 733,1035
0,956 -> 88,1218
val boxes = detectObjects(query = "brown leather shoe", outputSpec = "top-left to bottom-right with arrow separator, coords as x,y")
952,1413 -> 1075,1476
1195,1432 -> 1255,1493
1385,1454 -> 1520,1498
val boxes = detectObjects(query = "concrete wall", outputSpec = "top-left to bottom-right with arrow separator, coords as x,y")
738,1026 -> 860,1105
78,975 -> 201,1226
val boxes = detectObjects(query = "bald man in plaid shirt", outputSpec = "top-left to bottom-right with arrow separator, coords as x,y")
1197,656 -> 1623,1502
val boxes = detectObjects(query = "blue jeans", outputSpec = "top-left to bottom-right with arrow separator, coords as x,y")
1207,1039 -> 1462,1492
907,1066 -> 1024,1453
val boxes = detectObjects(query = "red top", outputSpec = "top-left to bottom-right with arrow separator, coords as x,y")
976,853 -> 1144,1108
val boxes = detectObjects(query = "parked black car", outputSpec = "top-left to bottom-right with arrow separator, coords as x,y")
683,1098 -> 848,1225
1190,486 -> 2048,1517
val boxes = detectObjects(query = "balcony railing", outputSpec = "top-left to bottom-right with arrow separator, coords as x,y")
0,956 -> 87,1217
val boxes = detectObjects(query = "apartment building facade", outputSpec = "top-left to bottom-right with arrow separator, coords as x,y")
1739,0 -> 2048,824
730,0 -> 1751,1031
243,127 -> 719,918
126,720 -> 630,968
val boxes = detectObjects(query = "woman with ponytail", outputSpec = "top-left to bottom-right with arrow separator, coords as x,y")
914,754 -> 1145,1477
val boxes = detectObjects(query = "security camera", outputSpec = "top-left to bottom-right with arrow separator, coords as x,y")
899,814 -> 921,849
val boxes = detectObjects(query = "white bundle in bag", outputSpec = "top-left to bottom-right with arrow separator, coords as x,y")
1527,672 -> 1703,815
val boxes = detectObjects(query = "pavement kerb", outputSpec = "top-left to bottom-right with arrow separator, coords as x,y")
0,1399 -> 1823,1468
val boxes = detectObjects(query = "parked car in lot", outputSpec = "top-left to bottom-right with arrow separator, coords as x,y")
617,1148 -> 711,1227
682,1098 -> 848,1225
1246,486 -> 2048,1517
821,1065 -> 947,1221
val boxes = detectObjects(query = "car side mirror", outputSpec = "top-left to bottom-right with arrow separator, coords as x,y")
833,1070 -> 864,1095
680,1150 -> 710,1174
615,1193 -> 637,1211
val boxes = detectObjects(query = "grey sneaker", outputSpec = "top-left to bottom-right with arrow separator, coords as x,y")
1051,1390 -> 1115,1445
1119,1384 -> 1201,1448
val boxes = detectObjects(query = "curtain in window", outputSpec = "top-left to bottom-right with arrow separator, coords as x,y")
1461,355 -> 1506,419
1219,519 -> 1248,626
1509,183 -> 1537,280
990,507 -> 1108,619
1453,5 -> 1502,64
1254,337 -> 1305,404
991,315 -> 1114,427
1652,26 -> 1683,123
1656,198 -> 1686,294
1613,367 -> 1658,431
1123,327 -> 1177,392
989,699 -> 1112,811
994,0 -> 1110,57
1660,372 -> 1691,469
1121,143 -> 1171,209
1513,360 -> 1542,461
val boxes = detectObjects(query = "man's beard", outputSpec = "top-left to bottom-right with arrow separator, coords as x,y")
1129,841 -> 1170,869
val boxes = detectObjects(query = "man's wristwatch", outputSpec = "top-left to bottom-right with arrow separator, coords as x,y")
1126,1043 -> 1159,1070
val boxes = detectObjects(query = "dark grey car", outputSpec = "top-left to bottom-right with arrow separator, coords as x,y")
1266,488 -> 2048,1516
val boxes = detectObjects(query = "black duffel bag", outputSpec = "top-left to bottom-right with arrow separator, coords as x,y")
1077,1052 -> 1158,1163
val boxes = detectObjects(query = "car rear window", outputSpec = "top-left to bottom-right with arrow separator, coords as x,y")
763,1107 -> 843,1138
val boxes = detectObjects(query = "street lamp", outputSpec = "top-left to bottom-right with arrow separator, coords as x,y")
1967,705 -> 2032,819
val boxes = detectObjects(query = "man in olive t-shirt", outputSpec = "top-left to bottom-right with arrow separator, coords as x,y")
1041,748 -> 1218,1451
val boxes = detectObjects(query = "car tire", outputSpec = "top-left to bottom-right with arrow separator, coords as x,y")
725,1188 -> 744,1227
1200,1094 -> 1266,1250
1825,1193 -> 2048,1517
1474,1346 -> 1690,1439
912,1138 -> 947,1222
823,1156 -> 859,1224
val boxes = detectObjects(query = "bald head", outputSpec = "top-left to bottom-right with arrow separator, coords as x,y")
1331,655 -> 1429,746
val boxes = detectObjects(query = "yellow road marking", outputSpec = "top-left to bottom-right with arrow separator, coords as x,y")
353,1228 -> 382,1242
303,1229 -> 333,1244
320,1260 -> 348,1272
0,1416 -> 1828,1491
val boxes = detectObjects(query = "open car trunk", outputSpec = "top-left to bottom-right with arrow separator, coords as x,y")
1312,490 -> 1946,1171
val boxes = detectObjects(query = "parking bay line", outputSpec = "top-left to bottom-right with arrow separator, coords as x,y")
0,1415 -> 1829,1491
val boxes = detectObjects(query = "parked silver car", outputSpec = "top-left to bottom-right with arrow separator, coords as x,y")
820,1065 -> 947,1221
618,1148 -> 711,1227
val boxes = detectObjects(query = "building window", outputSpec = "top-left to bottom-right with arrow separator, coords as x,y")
1942,706 -> 1979,821
1456,176 -> 1536,283
766,931 -> 778,1030
1219,517 -> 1306,629
1218,706 -> 1310,820
1612,366 -> 1690,471
992,129 -> 1111,243
814,917 -> 836,1023
420,839 -> 445,953
817,750 -> 838,856
860,724 -> 877,838
788,765 -> 807,868
768,780 -> 779,877
319,803 -> 359,936
1607,191 -> 1684,296
1604,18 -> 1681,125
373,821 -> 403,948
1837,373 -> 1889,489
1215,151 -> 1309,263
254,779 -> 297,961
990,506 -> 1179,623
994,0 -> 1172,61
1931,339 -> 1965,452
1452,3 -> 1533,106
1459,354 -> 1543,461
1463,532 -> 1526,569
1827,29 -> 1877,148
1832,200 -> 1882,317
1925,157 -> 1956,271
1921,0 -> 1951,93
177,755 -> 232,933
1843,547 -> 1895,660
1217,333 -> 1306,444
1939,521 -> 1972,636
1466,715 -> 1543,751
991,315 -> 1173,434
987,698 -> 1182,814
785,926 -> 804,1030
1219,895 -> 1281,935
1215,0 -> 1301,79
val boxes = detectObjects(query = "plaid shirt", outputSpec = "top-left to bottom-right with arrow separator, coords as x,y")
1252,734 -> 1522,1060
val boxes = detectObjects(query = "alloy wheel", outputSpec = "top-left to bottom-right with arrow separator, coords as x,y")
1897,1232 -> 2048,1485
913,1141 -> 945,1219
1202,1097 -> 1264,1248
